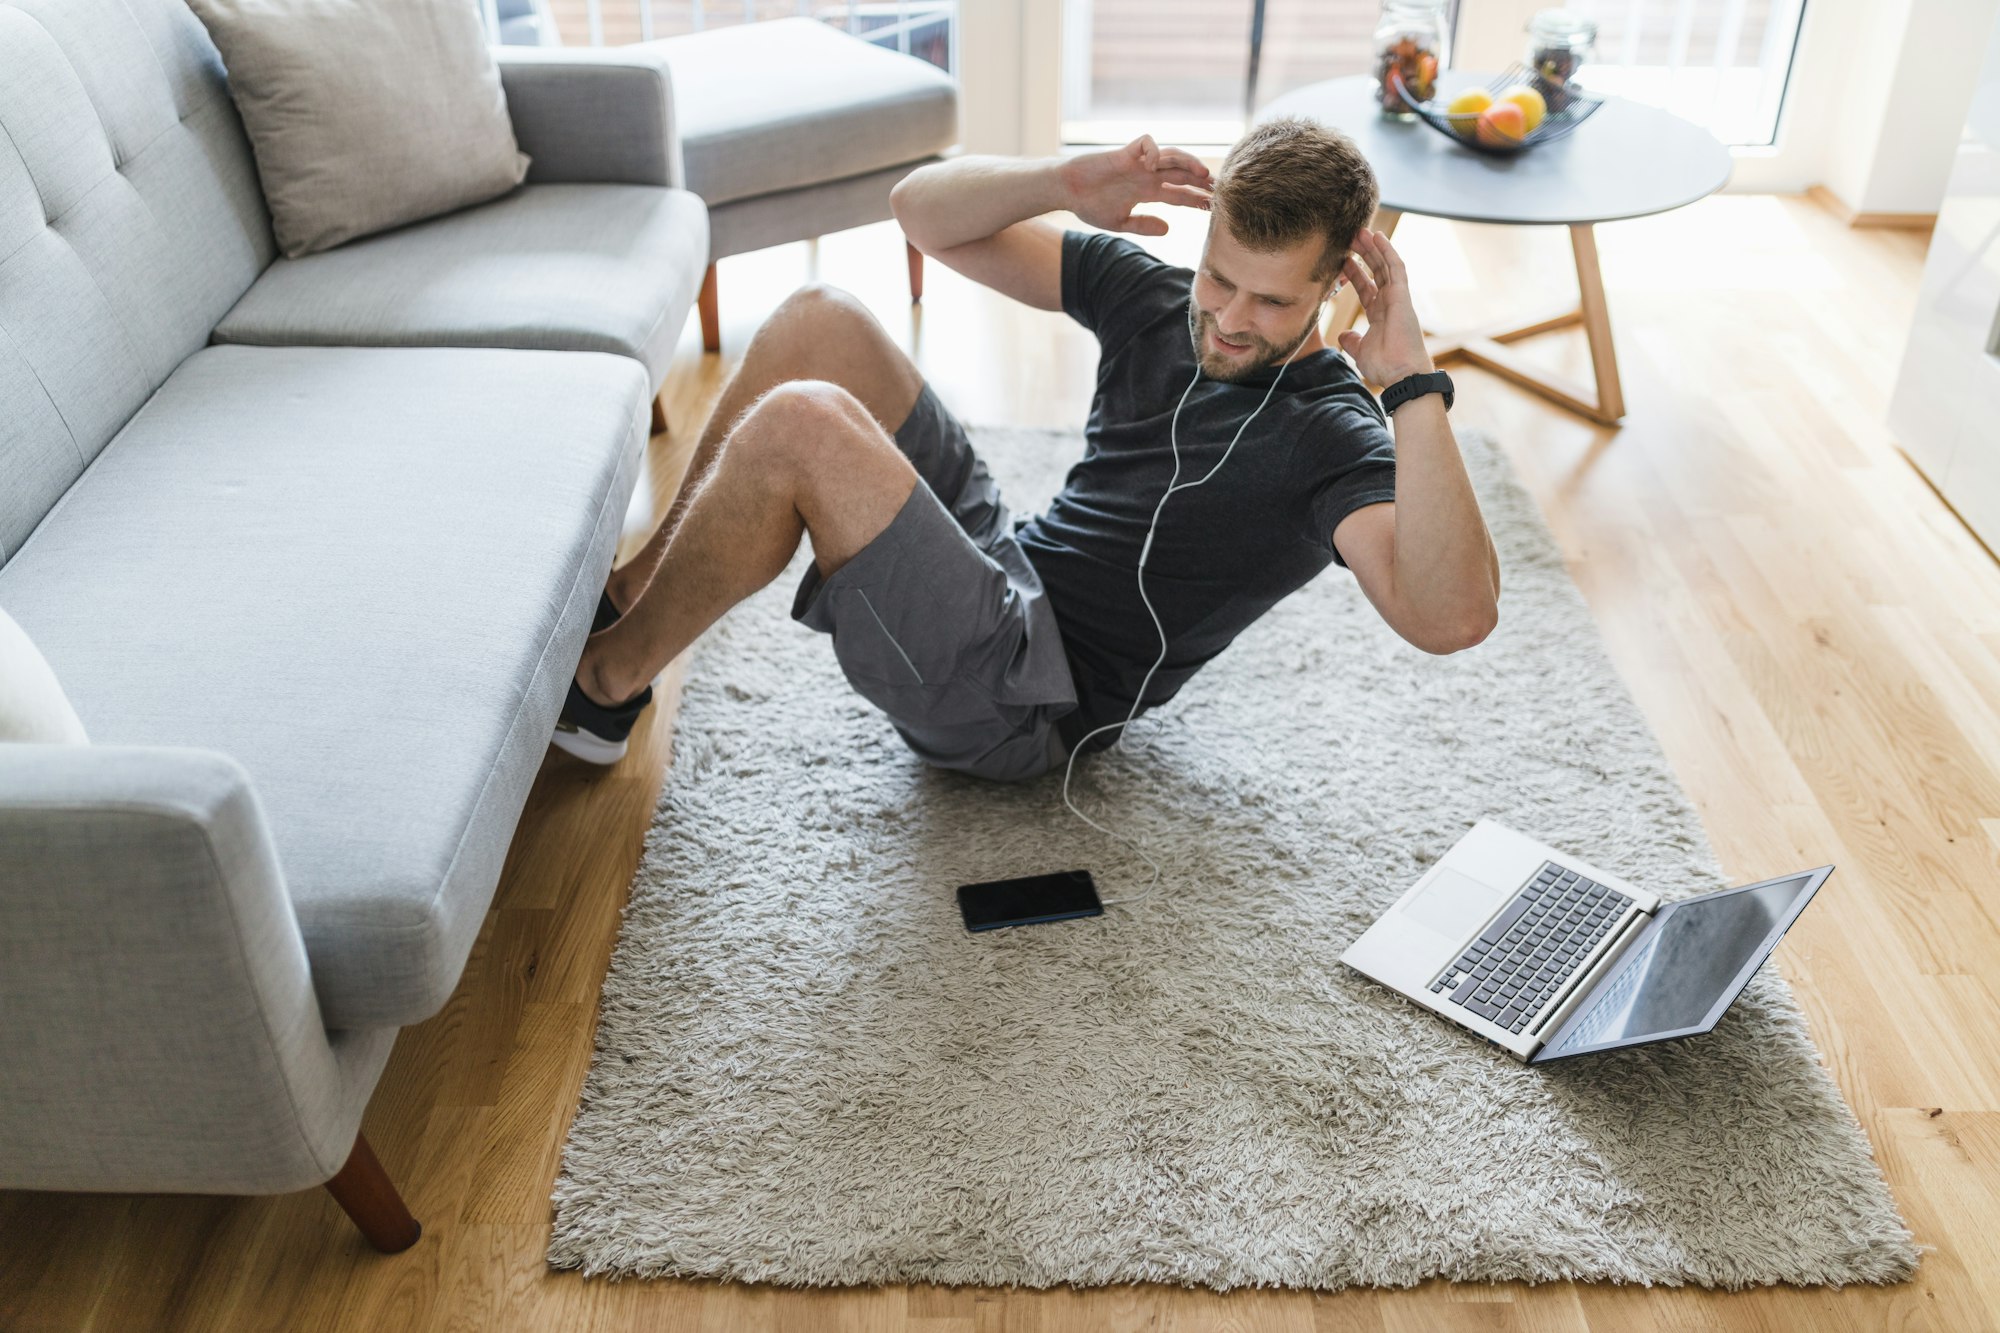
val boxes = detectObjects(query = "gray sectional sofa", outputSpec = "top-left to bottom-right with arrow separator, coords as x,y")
0,0 -> 707,1249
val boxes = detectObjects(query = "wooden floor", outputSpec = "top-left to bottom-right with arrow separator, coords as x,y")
6,191 -> 1998,1332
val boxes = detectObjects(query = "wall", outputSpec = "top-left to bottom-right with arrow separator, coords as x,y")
1887,1 -> 2000,540
1817,0 -> 2000,214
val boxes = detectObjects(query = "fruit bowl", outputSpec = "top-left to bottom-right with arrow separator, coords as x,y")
1390,61 -> 1604,155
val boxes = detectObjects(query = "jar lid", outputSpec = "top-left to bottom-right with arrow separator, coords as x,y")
1528,8 -> 1599,39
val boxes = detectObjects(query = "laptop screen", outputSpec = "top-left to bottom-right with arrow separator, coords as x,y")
1534,871 -> 1825,1061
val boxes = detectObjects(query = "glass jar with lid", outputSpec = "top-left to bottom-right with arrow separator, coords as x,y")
1525,9 -> 1598,112
1373,0 -> 1449,119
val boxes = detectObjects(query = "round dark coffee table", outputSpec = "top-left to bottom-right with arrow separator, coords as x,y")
1260,73 -> 1732,424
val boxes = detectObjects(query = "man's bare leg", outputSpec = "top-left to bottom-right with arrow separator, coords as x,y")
604,284 -> 925,615
577,379 -> 919,707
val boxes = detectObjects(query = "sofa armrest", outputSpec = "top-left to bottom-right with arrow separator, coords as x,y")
496,43 -> 686,188
0,746 -> 391,1195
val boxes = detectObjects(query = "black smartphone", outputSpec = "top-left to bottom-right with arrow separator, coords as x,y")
957,869 -> 1103,931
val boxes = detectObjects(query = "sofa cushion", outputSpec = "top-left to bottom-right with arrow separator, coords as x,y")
185,0 -> 531,259
211,182 -> 706,391
0,344 -> 648,1028
0,0 -> 275,566
707,158 -> 940,264
660,18 -> 957,209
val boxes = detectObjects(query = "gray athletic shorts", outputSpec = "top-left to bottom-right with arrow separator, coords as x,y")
791,382 -> 1079,783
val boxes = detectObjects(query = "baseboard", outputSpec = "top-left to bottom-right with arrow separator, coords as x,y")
1896,441 -> 2000,570
1807,183 -> 1937,231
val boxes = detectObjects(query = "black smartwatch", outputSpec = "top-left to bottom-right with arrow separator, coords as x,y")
1380,369 -> 1454,415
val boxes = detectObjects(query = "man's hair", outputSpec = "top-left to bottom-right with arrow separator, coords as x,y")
1210,116 -> 1379,285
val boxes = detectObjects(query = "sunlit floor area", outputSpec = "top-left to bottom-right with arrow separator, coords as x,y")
5,191 -> 1996,1331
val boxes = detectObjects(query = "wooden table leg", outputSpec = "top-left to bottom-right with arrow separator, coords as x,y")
1568,221 -> 1625,422
1374,221 -> 1625,427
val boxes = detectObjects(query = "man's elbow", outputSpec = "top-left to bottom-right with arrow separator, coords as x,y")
889,176 -> 920,239
889,172 -> 936,247
1412,603 -> 1499,655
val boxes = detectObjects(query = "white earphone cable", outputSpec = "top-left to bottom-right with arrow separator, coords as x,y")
1059,347 -> 1294,909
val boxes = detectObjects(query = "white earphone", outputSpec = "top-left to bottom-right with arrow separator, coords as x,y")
1058,315 -> 1300,909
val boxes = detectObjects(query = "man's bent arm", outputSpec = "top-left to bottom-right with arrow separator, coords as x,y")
893,137 -> 1213,313
1332,224 -> 1500,654
1382,390 -> 1501,649
892,157 -> 1073,311
893,157 -> 1071,253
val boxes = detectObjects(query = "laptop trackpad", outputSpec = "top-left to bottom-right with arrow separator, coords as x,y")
1405,866 -> 1506,939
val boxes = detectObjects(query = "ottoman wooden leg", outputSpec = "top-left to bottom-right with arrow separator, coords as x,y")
324,1132 -> 421,1254
650,392 -> 668,436
699,263 -> 720,353
907,240 -> 924,303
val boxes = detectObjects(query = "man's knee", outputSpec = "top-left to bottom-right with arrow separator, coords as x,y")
754,284 -> 922,432
730,380 -> 882,475
771,282 -> 876,338
751,377 -> 870,427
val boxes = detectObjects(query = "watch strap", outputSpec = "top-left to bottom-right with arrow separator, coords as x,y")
1381,369 -> 1454,414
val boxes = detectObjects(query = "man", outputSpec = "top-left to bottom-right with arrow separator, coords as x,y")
554,116 -> 1500,782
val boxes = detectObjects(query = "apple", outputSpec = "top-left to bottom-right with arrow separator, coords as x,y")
1500,84 -> 1547,134
1474,101 -> 1527,147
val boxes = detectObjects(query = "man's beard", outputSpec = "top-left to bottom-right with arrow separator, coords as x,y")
1185,296 -> 1325,384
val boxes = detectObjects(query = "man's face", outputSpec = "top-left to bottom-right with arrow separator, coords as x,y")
1188,225 -> 1336,382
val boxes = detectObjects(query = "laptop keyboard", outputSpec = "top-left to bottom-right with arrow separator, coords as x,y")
1428,861 -> 1634,1036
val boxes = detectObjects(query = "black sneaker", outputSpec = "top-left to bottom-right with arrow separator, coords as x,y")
592,588 -> 622,633
552,676 -> 653,765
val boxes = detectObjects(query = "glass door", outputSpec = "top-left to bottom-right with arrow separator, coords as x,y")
1062,0 -> 1463,147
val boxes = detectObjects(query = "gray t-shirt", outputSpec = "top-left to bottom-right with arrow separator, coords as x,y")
1016,229 -> 1399,754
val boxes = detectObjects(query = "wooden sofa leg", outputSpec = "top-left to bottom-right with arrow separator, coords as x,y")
907,240 -> 924,303
324,1132 -> 421,1254
650,392 -> 668,435
699,263 -> 720,353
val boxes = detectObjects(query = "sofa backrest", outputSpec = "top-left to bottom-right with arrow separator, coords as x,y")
0,0 -> 275,566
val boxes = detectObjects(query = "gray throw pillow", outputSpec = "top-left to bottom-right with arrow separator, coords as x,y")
0,607 -> 87,744
188,0 -> 531,258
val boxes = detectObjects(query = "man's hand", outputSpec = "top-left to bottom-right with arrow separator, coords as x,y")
1336,227 -> 1435,388
1058,135 -> 1214,237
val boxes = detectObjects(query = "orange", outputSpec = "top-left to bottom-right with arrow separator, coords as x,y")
1500,84 -> 1547,134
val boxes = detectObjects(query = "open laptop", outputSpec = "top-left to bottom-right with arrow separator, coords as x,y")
1340,820 -> 1832,1063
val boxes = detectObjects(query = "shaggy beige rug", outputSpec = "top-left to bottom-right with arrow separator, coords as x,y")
547,425 -> 1918,1291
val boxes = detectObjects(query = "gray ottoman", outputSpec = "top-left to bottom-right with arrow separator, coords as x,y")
657,18 -> 959,351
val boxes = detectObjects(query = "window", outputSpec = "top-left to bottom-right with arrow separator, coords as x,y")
1563,0 -> 1807,148
1062,0 -> 1463,147
499,0 -> 955,75
1059,0 -> 1805,151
